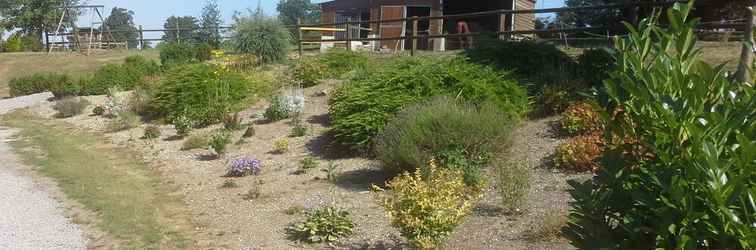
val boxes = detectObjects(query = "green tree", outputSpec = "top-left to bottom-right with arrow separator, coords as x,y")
276,0 -> 320,26
199,0 -> 223,48
0,0 -> 79,41
231,6 -> 290,64
104,7 -> 138,49
162,15 -> 200,43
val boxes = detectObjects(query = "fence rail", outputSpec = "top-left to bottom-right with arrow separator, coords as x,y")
294,0 -> 746,56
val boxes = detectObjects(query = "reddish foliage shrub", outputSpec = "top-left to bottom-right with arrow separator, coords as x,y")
554,133 -> 604,172
559,101 -> 605,136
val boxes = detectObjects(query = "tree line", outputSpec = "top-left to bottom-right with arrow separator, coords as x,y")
0,0 -> 319,52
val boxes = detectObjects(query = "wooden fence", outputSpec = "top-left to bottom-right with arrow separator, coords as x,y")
294,0 -> 746,56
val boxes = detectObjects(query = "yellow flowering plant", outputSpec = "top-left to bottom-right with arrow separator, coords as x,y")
372,160 -> 483,250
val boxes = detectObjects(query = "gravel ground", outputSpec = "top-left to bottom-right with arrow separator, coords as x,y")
0,92 -> 88,250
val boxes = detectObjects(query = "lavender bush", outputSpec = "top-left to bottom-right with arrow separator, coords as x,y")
226,157 -> 262,177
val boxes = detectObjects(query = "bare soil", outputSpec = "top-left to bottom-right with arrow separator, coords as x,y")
26,81 -> 589,249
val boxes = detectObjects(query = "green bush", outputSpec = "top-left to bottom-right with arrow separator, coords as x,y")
9,73 -> 81,98
534,84 -> 582,115
92,105 -> 105,116
209,129 -> 232,156
151,63 -> 251,126
464,40 -> 577,88
159,42 -> 197,67
4,35 -> 23,52
52,97 -> 90,118
329,56 -> 529,152
83,55 -> 160,95
231,13 -> 290,64
376,97 -> 517,186
292,56 -> 328,87
287,206 -> 355,243
171,114 -> 193,137
564,4 -> 756,249
577,49 -> 615,88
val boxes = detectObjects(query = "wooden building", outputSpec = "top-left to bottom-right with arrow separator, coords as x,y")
319,0 -> 537,50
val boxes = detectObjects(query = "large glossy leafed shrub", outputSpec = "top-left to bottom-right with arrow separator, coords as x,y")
151,63 -> 250,126
463,40 -> 577,88
373,162 -> 483,250
329,56 -> 529,152
565,3 -> 756,249
376,97 -> 516,186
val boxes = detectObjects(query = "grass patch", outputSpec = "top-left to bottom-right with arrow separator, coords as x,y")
2,110 -> 193,249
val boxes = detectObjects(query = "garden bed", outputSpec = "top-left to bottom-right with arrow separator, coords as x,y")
21,81 -> 589,249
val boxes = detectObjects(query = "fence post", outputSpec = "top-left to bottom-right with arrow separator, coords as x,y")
176,22 -> 181,44
297,18 -> 303,57
411,16 -> 418,56
139,25 -> 144,50
735,6 -> 756,83
346,18 -> 352,51
44,31 -> 50,52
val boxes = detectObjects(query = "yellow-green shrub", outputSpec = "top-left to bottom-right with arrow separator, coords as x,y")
373,161 -> 483,249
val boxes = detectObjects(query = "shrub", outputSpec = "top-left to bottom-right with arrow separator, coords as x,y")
106,111 -> 141,132
287,206 -> 355,243
225,156 -> 262,177
92,105 -> 106,116
298,157 -> 319,174
181,133 -> 210,150
376,97 -> 516,186
319,50 -> 369,77
4,35 -> 22,52
565,4 -> 756,249
559,101 -> 605,136
290,112 -> 307,137
221,179 -> 239,188
171,115 -> 193,137
463,40 -> 577,89
292,56 -> 328,87
273,138 -> 289,153
554,133 -> 604,172
52,97 -> 90,118
128,86 -> 153,115
9,73 -> 81,98
143,125 -> 162,139
496,161 -> 531,213
210,130 -> 232,156
263,95 -> 292,121
151,63 -> 251,126
231,12 -> 290,64
159,42 -> 198,67
322,163 -> 340,182
83,56 -> 160,95
223,112 -> 243,130
535,84 -> 581,115
373,161 -> 483,249
330,56 -> 529,152
577,49 -> 615,88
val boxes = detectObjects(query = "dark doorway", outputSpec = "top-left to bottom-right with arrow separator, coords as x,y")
443,0 -> 513,49
405,6 -> 432,50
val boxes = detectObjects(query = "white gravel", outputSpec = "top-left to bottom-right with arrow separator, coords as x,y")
0,92 -> 88,250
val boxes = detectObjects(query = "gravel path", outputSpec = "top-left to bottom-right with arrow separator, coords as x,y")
0,92 -> 88,250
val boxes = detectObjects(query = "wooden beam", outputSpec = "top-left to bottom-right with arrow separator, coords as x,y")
735,6 -> 756,84
300,27 -> 346,32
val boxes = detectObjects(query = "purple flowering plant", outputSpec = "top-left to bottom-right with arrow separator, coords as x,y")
225,156 -> 262,177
